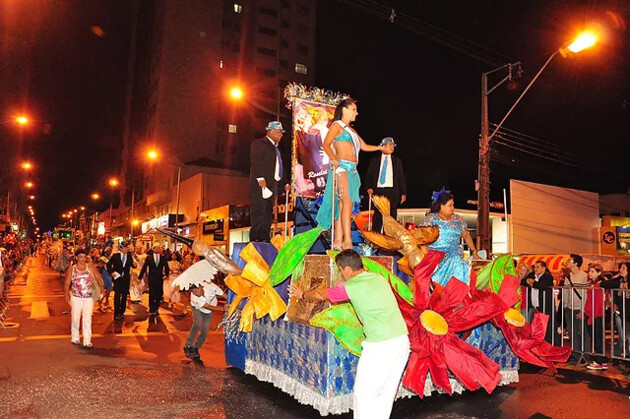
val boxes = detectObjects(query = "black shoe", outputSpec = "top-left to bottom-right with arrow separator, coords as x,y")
192,357 -> 204,367
184,346 -> 194,359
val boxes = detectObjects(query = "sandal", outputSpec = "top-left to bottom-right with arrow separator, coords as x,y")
342,242 -> 353,250
332,243 -> 343,252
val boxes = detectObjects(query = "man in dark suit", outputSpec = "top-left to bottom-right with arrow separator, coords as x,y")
521,260 -> 558,344
139,245 -> 169,317
365,137 -> 407,233
106,241 -> 136,321
249,121 -> 285,242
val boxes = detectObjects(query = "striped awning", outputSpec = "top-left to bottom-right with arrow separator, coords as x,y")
515,254 -> 569,273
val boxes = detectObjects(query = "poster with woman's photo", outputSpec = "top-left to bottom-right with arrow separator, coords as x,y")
292,99 -> 336,198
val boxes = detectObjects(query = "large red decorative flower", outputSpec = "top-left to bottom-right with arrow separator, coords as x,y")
395,250 -> 507,397
470,275 -> 571,371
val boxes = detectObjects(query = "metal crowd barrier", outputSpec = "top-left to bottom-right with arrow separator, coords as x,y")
520,285 -> 630,364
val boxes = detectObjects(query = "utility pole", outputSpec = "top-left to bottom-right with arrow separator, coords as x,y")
476,62 -> 522,253
477,73 -> 491,252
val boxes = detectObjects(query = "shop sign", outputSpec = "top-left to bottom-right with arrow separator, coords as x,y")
203,219 -> 224,235
617,226 -> 630,255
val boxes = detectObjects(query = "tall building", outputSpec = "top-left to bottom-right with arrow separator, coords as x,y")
119,0 -> 316,233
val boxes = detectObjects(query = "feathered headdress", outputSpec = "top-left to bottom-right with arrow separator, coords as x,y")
431,188 -> 451,204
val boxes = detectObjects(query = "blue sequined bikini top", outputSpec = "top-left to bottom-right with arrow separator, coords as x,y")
332,120 -> 360,160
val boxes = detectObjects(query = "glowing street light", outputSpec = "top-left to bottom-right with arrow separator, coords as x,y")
109,178 -> 119,187
24,181 -> 34,189
229,86 -> 244,100
567,32 -> 597,54
131,219 -> 140,226
91,193 -> 101,200
80,206 -> 86,211
147,149 -> 159,161
28,195 -> 35,200
15,115 -> 29,126
21,161 -> 33,170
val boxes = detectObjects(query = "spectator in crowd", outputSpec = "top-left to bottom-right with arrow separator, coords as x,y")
522,261 -> 557,344
601,262 -> 630,357
164,252 -> 182,309
561,254 -> 590,362
584,264 -> 608,370
63,248 -> 104,348
517,263 -> 534,320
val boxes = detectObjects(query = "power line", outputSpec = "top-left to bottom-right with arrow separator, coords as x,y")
336,0 -> 514,67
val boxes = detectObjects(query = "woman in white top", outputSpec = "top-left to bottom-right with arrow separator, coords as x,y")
63,248 -> 104,347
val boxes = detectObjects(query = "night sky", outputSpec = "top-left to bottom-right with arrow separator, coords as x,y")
2,0 -> 629,232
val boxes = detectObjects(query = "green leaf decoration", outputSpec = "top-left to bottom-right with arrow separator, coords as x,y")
362,257 -> 413,305
475,254 -> 516,293
269,226 -> 323,286
310,303 -> 365,356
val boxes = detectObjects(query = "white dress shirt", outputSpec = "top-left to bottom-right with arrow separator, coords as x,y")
531,273 -> 541,308
256,136 -> 281,183
191,282 -> 224,314
377,154 -> 394,188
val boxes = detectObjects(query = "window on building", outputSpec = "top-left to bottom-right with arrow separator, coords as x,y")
228,124 -> 237,134
281,39 -> 289,48
294,63 -> 308,75
258,26 -> 277,36
256,67 -> 276,78
297,43 -> 308,55
281,20 -> 289,29
233,4 -> 243,13
219,60 -> 224,69
259,6 -> 278,17
257,46 -> 277,57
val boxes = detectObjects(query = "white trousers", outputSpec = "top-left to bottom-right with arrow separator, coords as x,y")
71,295 -> 94,345
353,334 -> 410,419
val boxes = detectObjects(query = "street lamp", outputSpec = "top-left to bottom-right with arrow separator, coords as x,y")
15,115 -> 29,126
28,195 -> 35,200
145,148 -> 183,234
107,177 -> 120,231
20,161 -> 33,171
228,85 -> 280,119
476,31 -> 598,252
91,193 -> 101,200
24,181 -> 34,189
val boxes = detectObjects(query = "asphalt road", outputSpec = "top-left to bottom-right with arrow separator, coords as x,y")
0,256 -> 628,418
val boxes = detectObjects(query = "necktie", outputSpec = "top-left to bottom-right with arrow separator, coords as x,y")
274,145 -> 283,181
155,254 -> 159,265
379,156 -> 388,185
121,254 -> 126,267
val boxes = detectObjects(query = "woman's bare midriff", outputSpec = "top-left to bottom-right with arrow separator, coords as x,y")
332,142 -> 357,163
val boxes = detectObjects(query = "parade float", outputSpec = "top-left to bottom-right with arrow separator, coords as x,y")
165,84 -> 570,416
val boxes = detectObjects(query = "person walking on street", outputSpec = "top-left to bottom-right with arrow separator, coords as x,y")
139,245 -> 169,318
290,249 -> 409,419
63,248 -> 104,348
106,241 -> 136,321
96,256 -> 113,311
183,281 -> 224,366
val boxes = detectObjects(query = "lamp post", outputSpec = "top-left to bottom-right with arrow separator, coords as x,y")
229,86 -> 282,120
107,178 -> 119,232
146,148 -> 183,234
476,31 -> 597,253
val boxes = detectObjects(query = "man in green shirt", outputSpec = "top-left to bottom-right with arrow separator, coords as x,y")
289,249 -> 409,419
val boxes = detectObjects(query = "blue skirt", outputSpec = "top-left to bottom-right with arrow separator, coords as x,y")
316,160 -> 361,230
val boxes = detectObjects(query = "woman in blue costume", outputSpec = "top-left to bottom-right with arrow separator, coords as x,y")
316,98 -> 385,250
422,190 -> 479,286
